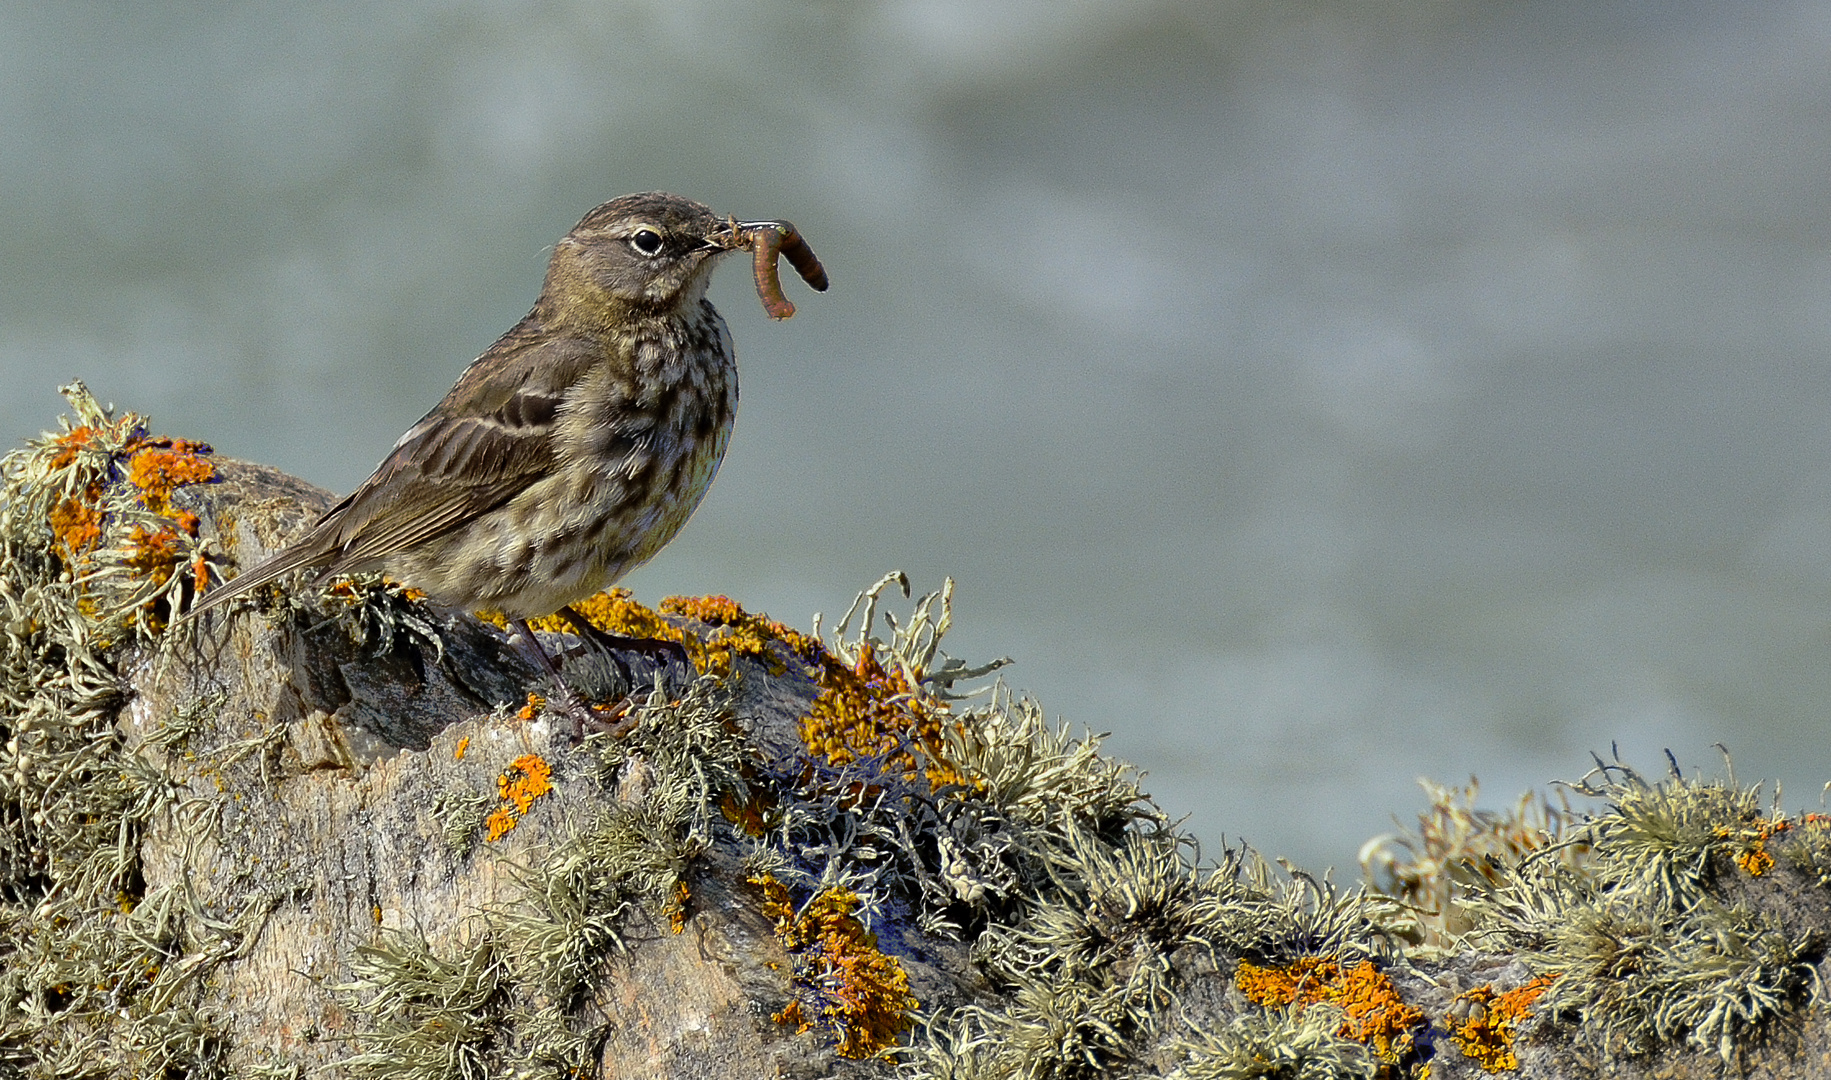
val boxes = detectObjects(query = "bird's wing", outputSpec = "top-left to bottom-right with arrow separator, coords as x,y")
190,322 -> 606,615
317,328 -> 602,572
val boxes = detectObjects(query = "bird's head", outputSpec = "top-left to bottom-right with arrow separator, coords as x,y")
543,192 -> 744,323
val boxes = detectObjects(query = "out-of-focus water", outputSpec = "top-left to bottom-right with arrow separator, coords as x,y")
7,1 -> 1831,870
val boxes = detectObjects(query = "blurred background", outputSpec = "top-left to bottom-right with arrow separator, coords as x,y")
6,0 -> 1831,870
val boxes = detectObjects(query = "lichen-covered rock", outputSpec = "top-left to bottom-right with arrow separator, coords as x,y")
7,384 -> 1831,1080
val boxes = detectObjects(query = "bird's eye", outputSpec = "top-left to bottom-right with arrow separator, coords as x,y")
630,228 -> 664,256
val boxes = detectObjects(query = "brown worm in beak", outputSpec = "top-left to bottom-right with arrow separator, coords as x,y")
724,219 -> 829,320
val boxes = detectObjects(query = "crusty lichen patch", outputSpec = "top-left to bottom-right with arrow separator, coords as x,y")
1449,975 -> 1557,1072
485,753 -> 554,842
753,871 -> 919,1059
1234,957 -> 1425,1068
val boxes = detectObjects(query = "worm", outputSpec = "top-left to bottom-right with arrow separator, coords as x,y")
730,219 -> 829,320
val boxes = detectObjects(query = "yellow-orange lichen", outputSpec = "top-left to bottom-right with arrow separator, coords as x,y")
123,524 -> 187,587
509,588 -> 974,791
657,593 -> 825,676
499,754 -> 553,814
485,754 -> 554,841
517,588 -> 823,680
1450,976 -> 1557,1072
718,787 -> 775,838
48,493 -> 102,561
751,873 -> 917,1060
1719,816 -> 1790,877
47,425 -> 99,470
801,638 -> 972,792
484,806 -> 519,843
43,424 -> 216,602
772,997 -> 811,1033
515,693 -> 544,722
124,439 -> 215,514
667,880 -> 692,934
454,736 -> 470,761
1235,957 -> 1426,1065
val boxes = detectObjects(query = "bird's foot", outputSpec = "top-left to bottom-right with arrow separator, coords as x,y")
551,688 -> 638,743
557,606 -> 694,676
515,618 -> 641,743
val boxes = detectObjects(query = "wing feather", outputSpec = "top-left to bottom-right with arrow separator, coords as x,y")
191,321 -> 609,613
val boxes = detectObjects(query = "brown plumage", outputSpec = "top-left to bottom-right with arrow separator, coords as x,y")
193,191 -> 757,620
191,194 -> 824,728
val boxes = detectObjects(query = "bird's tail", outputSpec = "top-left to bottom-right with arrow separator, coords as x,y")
186,531 -> 335,618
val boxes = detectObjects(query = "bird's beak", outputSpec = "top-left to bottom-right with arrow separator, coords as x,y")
700,220 -> 749,252
702,219 -> 801,251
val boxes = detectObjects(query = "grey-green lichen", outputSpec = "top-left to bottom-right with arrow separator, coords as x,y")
1160,1006 -> 1376,1080
9,385 -> 1831,1080
1367,753 -> 1831,1072
1458,756 -> 1827,1065
0,383 -> 232,1077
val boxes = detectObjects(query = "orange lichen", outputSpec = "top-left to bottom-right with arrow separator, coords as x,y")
124,438 -> 215,514
773,998 -> 811,1032
751,873 -> 917,1060
123,524 -> 187,587
515,693 -> 545,722
513,588 -> 822,680
485,754 -> 554,841
514,588 -> 974,790
719,787 -> 775,838
499,754 -> 553,814
41,423 -> 215,603
484,806 -> 519,843
1450,975 -> 1557,1072
48,493 -> 103,561
1235,955 -> 1334,1008
1719,816 -> 1790,877
801,638 -> 972,791
505,588 -> 696,664
667,880 -> 692,934
1236,957 -> 1426,1065
454,736 -> 470,761
657,593 -> 825,676
47,425 -> 99,470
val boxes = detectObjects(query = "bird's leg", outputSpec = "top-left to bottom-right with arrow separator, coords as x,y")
513,619 -> 636,742
557,605 -> 693,675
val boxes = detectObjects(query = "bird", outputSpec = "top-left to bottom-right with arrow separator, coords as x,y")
191,191 -> 820,732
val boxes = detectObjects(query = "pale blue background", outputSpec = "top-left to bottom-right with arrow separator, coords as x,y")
6,1 -> 1831,869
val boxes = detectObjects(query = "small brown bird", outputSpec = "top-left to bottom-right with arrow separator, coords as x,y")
193,192 -> 824,727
